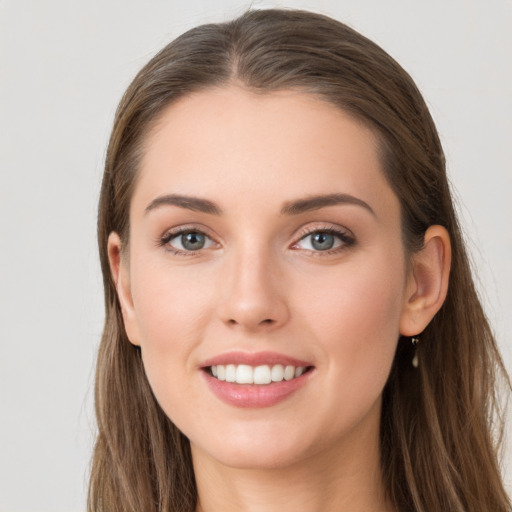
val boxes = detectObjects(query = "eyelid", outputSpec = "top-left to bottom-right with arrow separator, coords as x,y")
156,222 -> 355,256
291,223 -> 355,253
158,224 -> 219,254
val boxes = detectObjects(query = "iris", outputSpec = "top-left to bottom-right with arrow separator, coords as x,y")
181,232 -> 206,250
311,232 -> 335,250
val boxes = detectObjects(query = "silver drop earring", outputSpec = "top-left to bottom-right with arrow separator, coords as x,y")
411,336 -> 419,368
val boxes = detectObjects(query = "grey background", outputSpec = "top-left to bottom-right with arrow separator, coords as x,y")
1,0 -> 510,510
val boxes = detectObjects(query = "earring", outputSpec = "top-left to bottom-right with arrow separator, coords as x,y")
411,336 -> 419,368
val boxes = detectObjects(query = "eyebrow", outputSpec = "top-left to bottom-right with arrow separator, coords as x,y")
280,193 -> 375,216
145,194 -> 222,215
144,192 -> 374,217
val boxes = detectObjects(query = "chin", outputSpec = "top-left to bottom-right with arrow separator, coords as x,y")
195,442 -> 308,471
189,421 -> 335,472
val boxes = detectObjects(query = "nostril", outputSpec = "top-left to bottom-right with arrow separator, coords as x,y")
226,318 -> 275,327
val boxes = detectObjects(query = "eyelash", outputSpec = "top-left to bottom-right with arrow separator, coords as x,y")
158,224 -> 355,257
158,225 -> 216,256
292,225 -> 355,255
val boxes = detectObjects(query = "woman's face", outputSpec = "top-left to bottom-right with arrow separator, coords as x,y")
114,86 -> 415,470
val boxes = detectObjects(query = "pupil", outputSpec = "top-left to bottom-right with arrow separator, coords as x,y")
312,232 -> 334,250
182,232 -> 205,250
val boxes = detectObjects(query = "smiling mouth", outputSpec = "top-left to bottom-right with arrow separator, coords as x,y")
206,364 -> 313,385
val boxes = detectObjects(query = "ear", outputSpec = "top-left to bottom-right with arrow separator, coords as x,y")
400,225 -> 451,336
107,232 -> 140,346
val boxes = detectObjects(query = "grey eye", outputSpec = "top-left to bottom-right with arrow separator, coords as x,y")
181,232 -> 206,250
294,229 -> 352,252
310,232 -> 335,250
165,230 -> 215,252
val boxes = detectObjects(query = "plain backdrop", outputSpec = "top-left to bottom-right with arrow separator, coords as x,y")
0,0 -> 511,510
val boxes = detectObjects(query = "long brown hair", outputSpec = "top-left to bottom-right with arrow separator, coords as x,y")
90,9 -> 510,511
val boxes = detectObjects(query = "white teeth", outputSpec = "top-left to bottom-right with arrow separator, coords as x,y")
253,365 -> 272,384
236,364 -> 253,384
225,364 -> 236,382
271,364 -> 284,382
284,365 -> 295,381
210,364 -> 306,384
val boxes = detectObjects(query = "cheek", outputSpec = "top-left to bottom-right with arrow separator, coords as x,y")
129,271 -> 213,430
295,254 -> 405,401
300,252 -> 405,332
128,259 -> 216,399
131,257 -> 213,342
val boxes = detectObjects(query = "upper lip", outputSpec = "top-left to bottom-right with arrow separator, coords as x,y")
200,351 -> 312,368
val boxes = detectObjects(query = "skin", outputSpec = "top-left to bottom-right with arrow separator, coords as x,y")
108,86 -> 451,512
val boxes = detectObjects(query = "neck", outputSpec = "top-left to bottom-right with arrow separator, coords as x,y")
192,407 -> 394,512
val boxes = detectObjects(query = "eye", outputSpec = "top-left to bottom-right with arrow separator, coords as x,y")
293,228 -> 354,252
161,229 -> 216,253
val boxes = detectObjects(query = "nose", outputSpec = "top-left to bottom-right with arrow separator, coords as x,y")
217,248 -> 290,333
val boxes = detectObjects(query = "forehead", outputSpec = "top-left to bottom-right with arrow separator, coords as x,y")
132,86 -> 398,219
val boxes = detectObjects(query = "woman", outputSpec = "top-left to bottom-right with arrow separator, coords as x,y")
89,9 -> 510,512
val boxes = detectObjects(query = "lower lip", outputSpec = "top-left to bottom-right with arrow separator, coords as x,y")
202,370 -> 311,408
